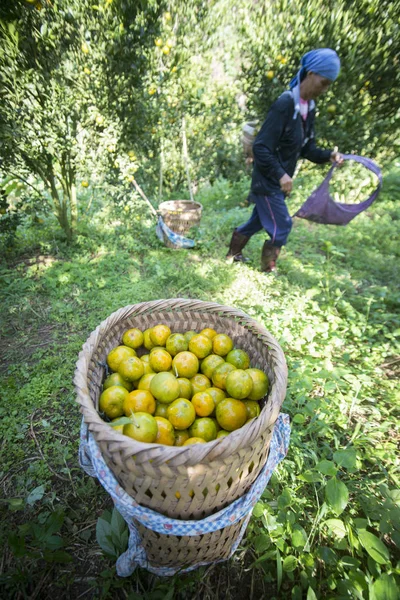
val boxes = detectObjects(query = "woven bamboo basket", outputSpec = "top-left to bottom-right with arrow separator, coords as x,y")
158,200 -> 202,248
74,299 -> 287,521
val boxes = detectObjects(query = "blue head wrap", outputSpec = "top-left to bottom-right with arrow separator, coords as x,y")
289,48 -> 341,90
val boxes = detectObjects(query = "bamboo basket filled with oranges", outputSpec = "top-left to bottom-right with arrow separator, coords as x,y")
75,298 -> 287,567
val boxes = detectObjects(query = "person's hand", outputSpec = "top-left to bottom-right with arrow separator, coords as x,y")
279,173 -> 293,195
330,147 -> 344,166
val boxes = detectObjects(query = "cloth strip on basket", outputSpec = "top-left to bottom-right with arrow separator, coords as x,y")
156,215 -> 195,248
79,413 -> 290,577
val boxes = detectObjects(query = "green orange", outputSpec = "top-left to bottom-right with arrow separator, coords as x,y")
225,369 -> 253,400
190,373 -> 211,395
154,417 -> 175,445
149,348 -> 173,372
99,385 -> 129,419
137,373 -> 156,391
150,324 -> 171,346
172,351 -> 199,378
123,389 -> 156,415
150,372 -> 180,403
199,328 -> 218,340
122,328 -> 144,349
118,356 -> 144,382
166,333 -> 188,356
207,387 -> 227,407
123,412 -> 158,443
103,372 -> 133,392
107,345 -> 137,372
154,402 -> 169,418
183,437 -> 206,445
215,398 -> 247,431
191,391 -> 215,417
189,417 -> 217,442
212,333 -> 234,357
189,334 -> 213,359
174,429 -> 190,446
243,399 -> 261,420
177,377 -> 192,399
143,328 -> 157,350
200,354 -> 225,379
167,398 -> 196,430
246,368 -> 269,400
211,362 -> 236,390
226,348 -> 251,370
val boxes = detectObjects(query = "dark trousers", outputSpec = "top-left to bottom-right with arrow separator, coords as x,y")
236,192 -> 292,247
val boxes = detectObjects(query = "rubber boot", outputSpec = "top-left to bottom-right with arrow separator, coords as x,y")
261,240 -> 281,272
226,230 -> 251,263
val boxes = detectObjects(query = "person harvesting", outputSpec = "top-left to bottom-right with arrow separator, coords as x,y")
227,48 -> 344,272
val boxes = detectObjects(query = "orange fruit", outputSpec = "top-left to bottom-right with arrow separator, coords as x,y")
103,372 -> 133,392
118,356 -> 144,382
191,391 -> 215,417
99,385 -> 129,419
107,346 -> 137,372
246,368 -> 269,400
137,373 -> 156,391
226,348 -> 250,370
123,412 -> 158,443
167,398 -> 196,430
183,330 -> 197,343
122,328 -> 144,349
174,429 -> 190,446
217,430 -> 230,438
183,437 -> 206,445
172,351 -> 199,378
207,387 -> 227,407
141,354 -> 150,364
211,362 -> 236,390
177,377 -> 192,399
200,354 -> 225,379
190,373 -> 211,395
166,333 -> 188,356
154,417 -> 175,445
210,417 -> 221,432
150,324 -> 171,346
150,372 -> 180,403
189,334 -> 213,359
200,328 -> 218,340
189,417 -> 217,442
149,348 -> 172,372
154,402 -> 169,418
212,334 -> 234,356
215,398 -> 247,431
143,328 -> 157,350
124,389 -> 156,415
140,355 -> 156,375
243,399 -> 261,420
225,369 -> 253,400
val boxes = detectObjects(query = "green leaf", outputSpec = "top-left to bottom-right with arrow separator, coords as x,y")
252,502 -> 264,518
283,555 -> 297,572
371,574 -> 399,600
111,508 -> 126,538
292,525 -> 308,550
96,517 -> 116,557
325,478 -> 349,515
278,488 -> 292,509
276,548 -> 282,591
253,533 -> 271,554
333,448 -> 357,470
316,460 -> 338,476
307,587 -> 317,600
358,530 -> 390,564
292,413 -> 305,424
324,518 -> 347,539
26,485 -> 46,506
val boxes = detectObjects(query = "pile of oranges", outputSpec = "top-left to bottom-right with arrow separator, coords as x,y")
99,324 -> 269,446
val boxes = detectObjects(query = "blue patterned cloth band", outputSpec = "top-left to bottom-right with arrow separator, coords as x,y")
79,413 -> 291,577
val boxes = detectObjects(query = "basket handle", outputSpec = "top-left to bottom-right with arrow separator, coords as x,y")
182,116 -> 194,203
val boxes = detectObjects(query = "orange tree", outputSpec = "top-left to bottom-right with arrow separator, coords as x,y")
0,0 -> 163,240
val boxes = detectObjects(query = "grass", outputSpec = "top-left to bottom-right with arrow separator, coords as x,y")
0,159 -> 399,599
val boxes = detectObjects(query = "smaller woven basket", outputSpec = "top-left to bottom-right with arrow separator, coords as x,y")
158,200 -> 202,249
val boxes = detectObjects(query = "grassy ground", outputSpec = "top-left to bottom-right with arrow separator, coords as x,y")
0,160 -> 399,599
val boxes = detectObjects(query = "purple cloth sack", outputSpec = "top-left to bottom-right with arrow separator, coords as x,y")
294,154 -> 382,225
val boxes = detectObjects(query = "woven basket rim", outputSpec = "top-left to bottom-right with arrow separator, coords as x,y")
74,298 -> 287,464
158,200 -> 203,211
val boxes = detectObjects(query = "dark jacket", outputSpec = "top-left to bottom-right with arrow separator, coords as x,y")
251,91 -> 332,195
